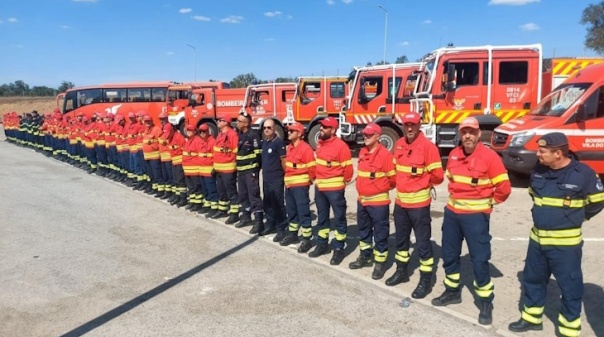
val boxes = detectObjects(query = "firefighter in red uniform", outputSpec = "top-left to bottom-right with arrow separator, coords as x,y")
349,123 -> 396,279
385,112 -> 444,299
309,117 -> 353,265
182,124 -> 204,212
141,115 -> 162,195
279,122 -> 316,252
158,122 -> 173,200
198,124 -> 218,214
167,122 -> 188,207
211,114 -> 239,220
431,117 -> 512,326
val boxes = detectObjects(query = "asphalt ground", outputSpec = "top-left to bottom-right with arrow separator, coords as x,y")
0,128 -> 602,337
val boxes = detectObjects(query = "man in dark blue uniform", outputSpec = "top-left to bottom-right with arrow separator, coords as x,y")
508,132 -> 604,336
235,111 -> 263,230
260,118 -> 287,241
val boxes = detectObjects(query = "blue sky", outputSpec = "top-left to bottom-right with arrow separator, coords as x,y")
0,0 -> 599,88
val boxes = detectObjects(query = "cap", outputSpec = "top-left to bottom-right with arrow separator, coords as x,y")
537,132 -> 568,148
143,115 -> 152,122
199,123 -> 209,131
106,113 -> 114,120
401,112 -> 421,124
288,122 -> 304,133
116,115 -> 125,121
459,117 -> 480,130
81,116 -> 89,122
97,112 -> 107,119
159,112 -> 168,119
319,117 -> 338,129
127,112 -> 136,118
185,124 -> 196,131
217,113 -> 230,122
162,123 -> 172,133
136,110 -> 146,117
362,123 -> 382,135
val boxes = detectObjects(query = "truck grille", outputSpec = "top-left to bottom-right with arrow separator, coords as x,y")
492,132 -> 509,146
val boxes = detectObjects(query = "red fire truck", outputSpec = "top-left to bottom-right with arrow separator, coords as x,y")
492,61 -> 604,175
166,82 -> 246,135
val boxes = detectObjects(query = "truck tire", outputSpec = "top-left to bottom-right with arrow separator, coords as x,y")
178,121 -> 186,136
379,126 -> 399,152
308,124 -> 321,150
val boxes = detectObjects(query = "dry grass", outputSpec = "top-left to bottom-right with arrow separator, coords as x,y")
0,97 -> 58,115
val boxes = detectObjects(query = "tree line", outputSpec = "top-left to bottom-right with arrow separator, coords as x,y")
0,81 -> 75,97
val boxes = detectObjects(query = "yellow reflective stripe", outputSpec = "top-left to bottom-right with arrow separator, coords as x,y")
254,149 -> 262,154
373,249 -> 387,263
236,153 -> 258,160
316,158 -> 342,167
288,222 -> 300,231
559,314 -> 581,329
335,230 -> 346,241
530,227 -> 582,246
284,174 -> 310,185
316,176 -> 344,186
491,173 -> 509,185
318,228 -> 330,239
419,257 -> 434,273
473,280 -> 494,298
214,162 -> 236,170
357,171 -> 387,178
396,164 -> 425,175
447,197 -> 493,211
426,161 -> 442,171
558,326 -> 580,337
286,161 -> 312,169
199,153 -> 213,158
588,192 -> 604,203
524,305 -> 544,316
237,163 -> 259,171
359,193 -> 390,203
395,250 -> 410,263
198,167 -> 213,174
450,175 -> 492,186
396,189 -> 431,203
359,241 -> 372,251
522,310 -> 543,324
533,196 -> 586,208
444,273 -> 460,288
213,146 -> 237,153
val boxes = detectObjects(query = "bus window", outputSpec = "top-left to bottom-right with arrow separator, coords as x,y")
128,88 -> 151,102
104,88 -> 127,103
152,88 -> 167,102
78,89 -> 102,107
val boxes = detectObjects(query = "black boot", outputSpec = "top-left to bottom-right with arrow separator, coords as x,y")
168,194 -> 179,205
385,263 -> 409,286
249,217 -> 264,235
280,231 -> 299,246
235,213 -> 252,228
272,231 -> 285,243
330,248 -> 345,265
260,225 -> 275,236
175,195 -> 188,208
508,319 -> 543,332
478,302 -> 493,325
372,262 -> 387,280
210,210 -> 228,219
431,289 -> 461,307
298,238 -> 312,253
225,213 -> 240,225
348,254 -> 373,269
412,272 -> 433,299
308,242 -> 329,258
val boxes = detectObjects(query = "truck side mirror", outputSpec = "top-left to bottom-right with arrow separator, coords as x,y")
446,64 -> 456,92
576,104 -> 587,122
358,85 -> 368,104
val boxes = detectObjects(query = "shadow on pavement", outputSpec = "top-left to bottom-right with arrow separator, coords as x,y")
58,236 -> 259,337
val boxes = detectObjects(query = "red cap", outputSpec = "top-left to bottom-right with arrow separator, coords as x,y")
97,112 -> 107,119
319,117 -> 338,129
288,122 -> 304,133
159,112 -> 168,119
136,110 -> 146,117
185,124 -> 196,131
459,117 -> 480,130
401,112 -> 421,124
362,123 -> 382,135
143,115 -> 152,122
217,114 -> 230,122
106,113 -> 114,120
199,123 -> 209,131
162,123 -> 172,133
81,116 -> 89,122
127,112 -> 136,118
116,115 -> 125,121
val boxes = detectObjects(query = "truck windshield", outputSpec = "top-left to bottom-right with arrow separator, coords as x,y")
529,83 -> 591,117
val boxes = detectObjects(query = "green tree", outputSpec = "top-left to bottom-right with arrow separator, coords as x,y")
14,80 -> 29,96
581,1 -> 604,54
274,77 -> 296,83
58,81 -> 75,93
229,73 -> 261,88
395,55 -> 409,63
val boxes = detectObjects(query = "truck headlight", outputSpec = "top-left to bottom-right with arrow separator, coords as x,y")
509,131 -> 535,147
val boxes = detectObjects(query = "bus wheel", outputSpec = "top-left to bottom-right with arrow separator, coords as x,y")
378,127 -> 399,152
308,124 -> 321,150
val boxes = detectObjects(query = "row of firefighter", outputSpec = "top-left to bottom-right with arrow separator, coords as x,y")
3,107 -> 604,336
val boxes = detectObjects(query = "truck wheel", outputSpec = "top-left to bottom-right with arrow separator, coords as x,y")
178,121 -> 186,136
378,127 -> 399,152
308,124 -> 321,150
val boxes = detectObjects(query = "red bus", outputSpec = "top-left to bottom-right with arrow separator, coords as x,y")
60,81 -> 178,125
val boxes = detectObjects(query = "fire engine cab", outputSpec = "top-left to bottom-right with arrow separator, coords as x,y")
492,62 -> 604,175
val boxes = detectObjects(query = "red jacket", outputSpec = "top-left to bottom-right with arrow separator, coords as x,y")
183,135 -> 202,176
315,136 -> 353,191
169,131 -> 185,165
213,127 -> 238,173
142,125 -> 162,160
446,143 -> 511,214
356,144 -> 396,206
393,132 -> 444,208
199,136 -> 215,177
284,140 -> 316,188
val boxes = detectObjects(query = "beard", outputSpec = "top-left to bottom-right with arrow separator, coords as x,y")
319,131 -> 331,141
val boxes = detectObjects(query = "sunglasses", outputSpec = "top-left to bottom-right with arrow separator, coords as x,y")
263,126 -> 273,130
